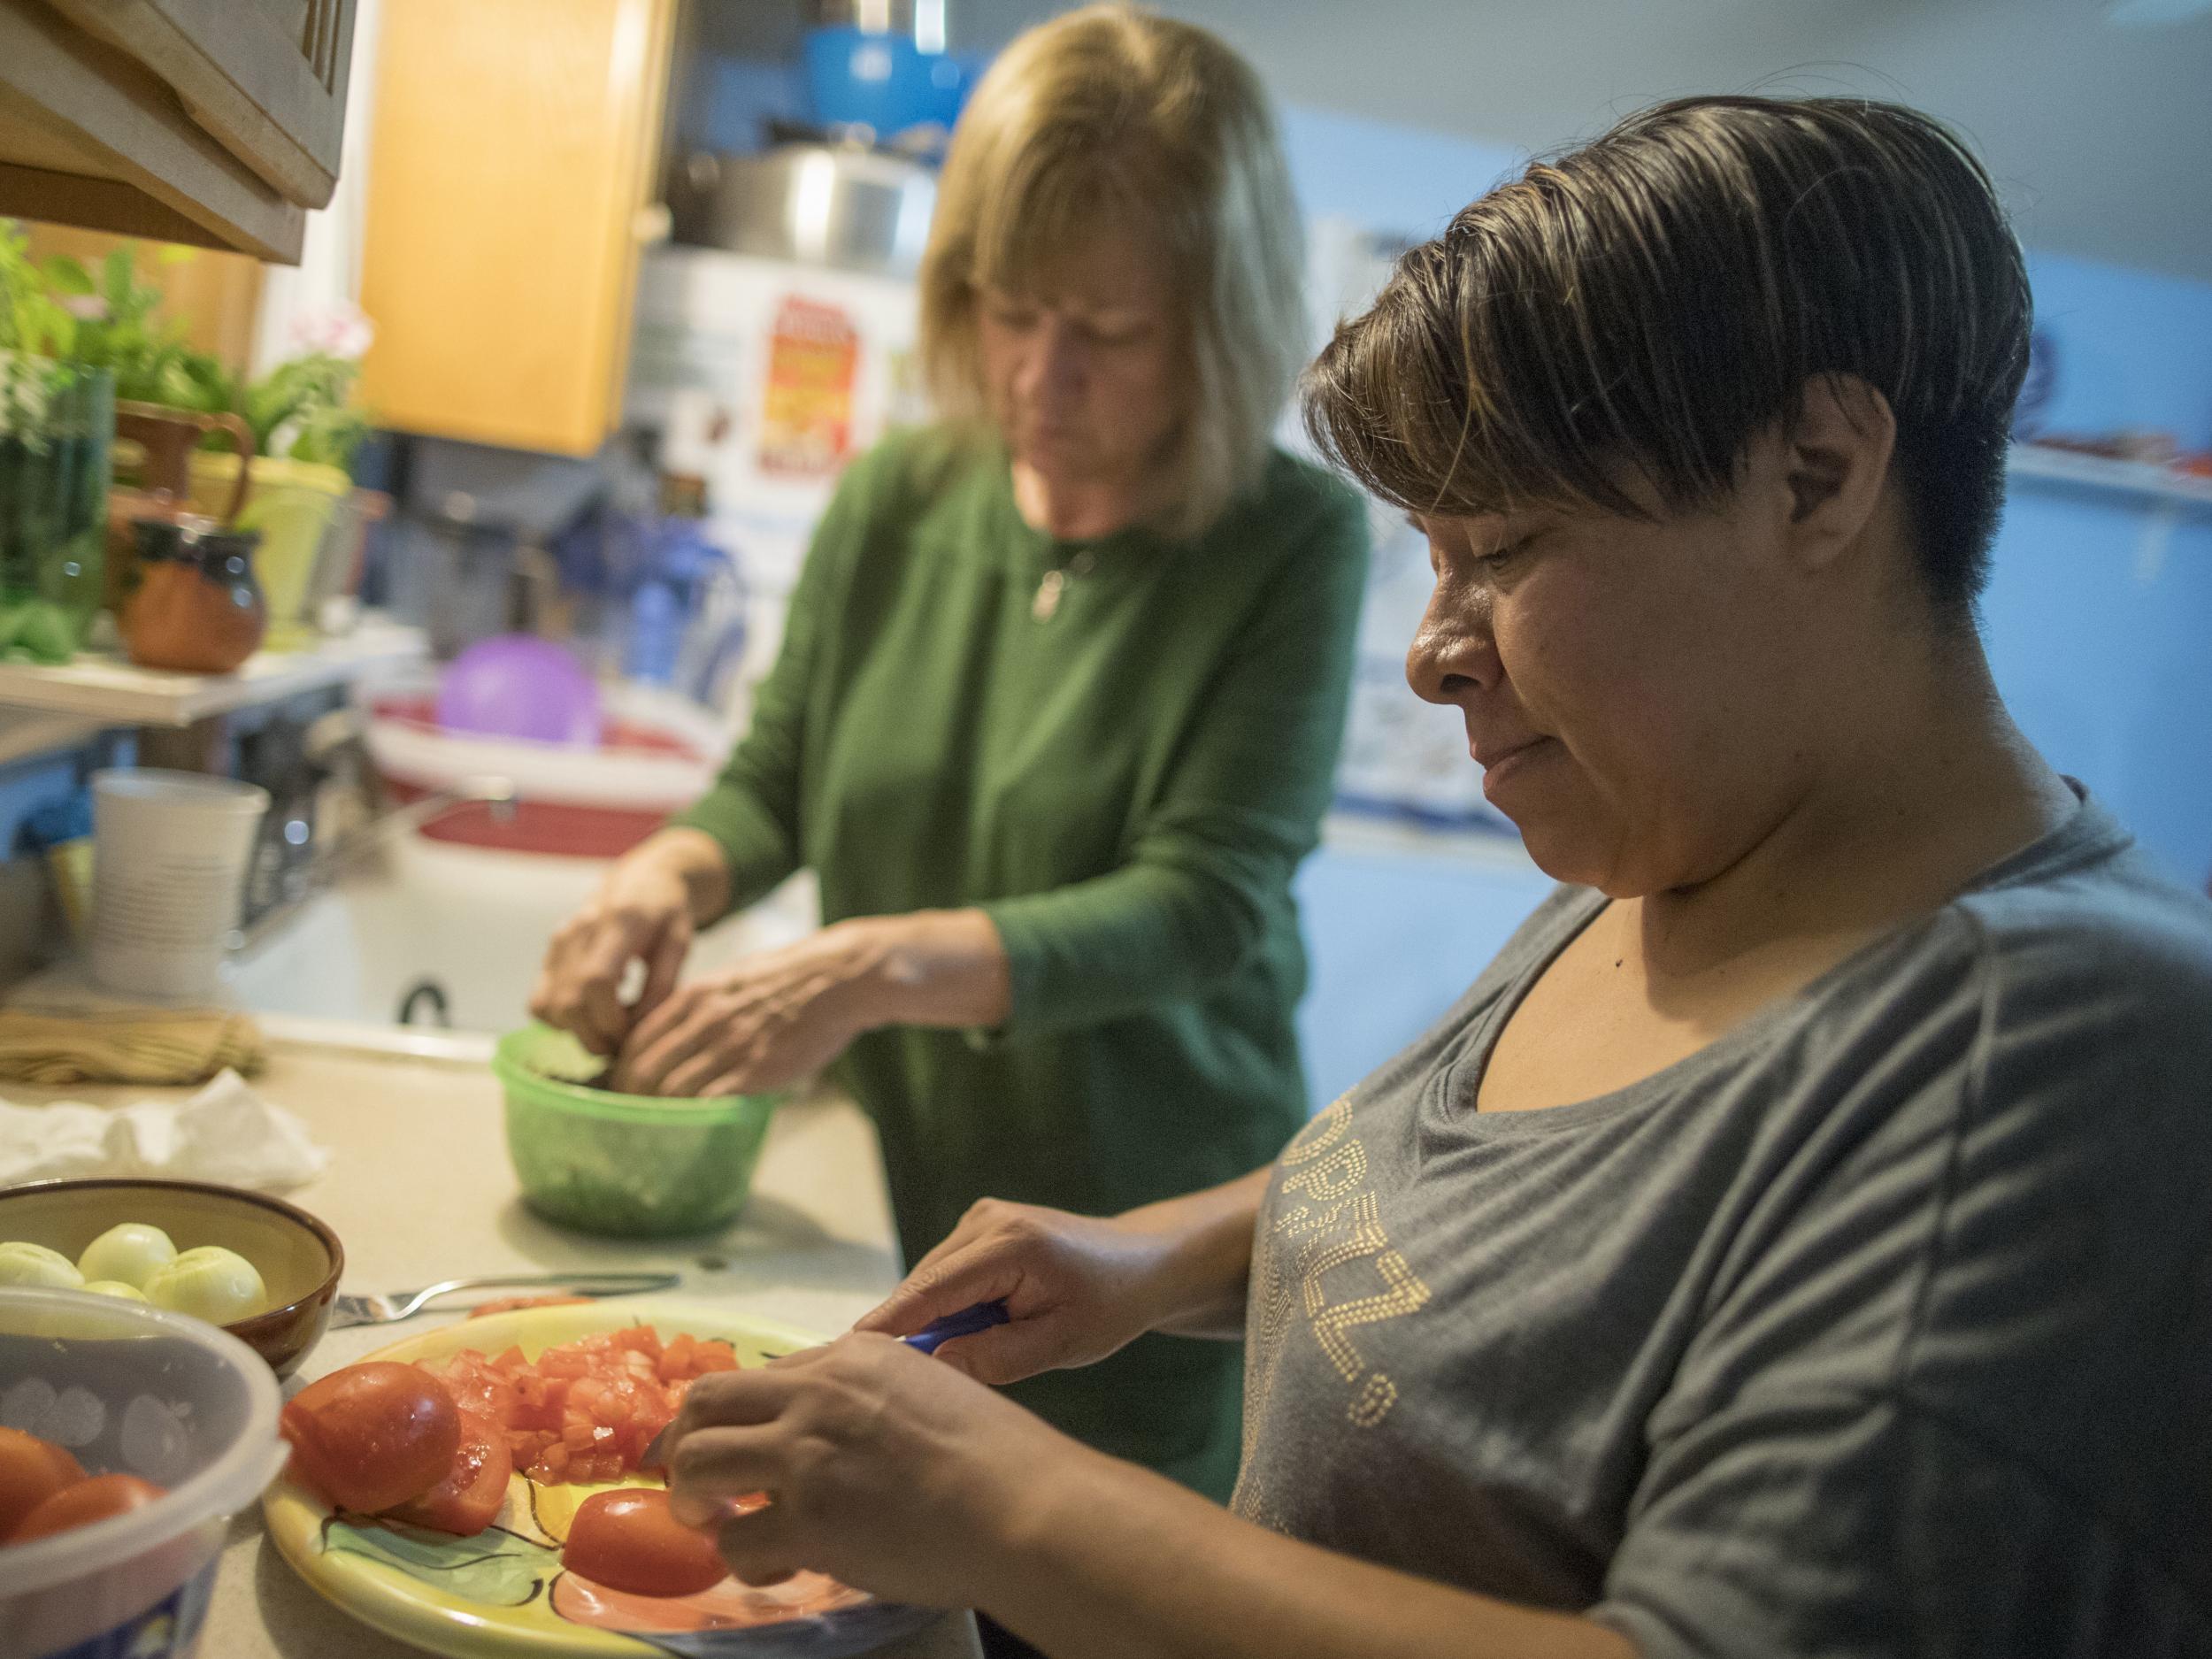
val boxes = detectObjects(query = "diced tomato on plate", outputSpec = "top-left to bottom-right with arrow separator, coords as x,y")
413,1324 -> 737,1491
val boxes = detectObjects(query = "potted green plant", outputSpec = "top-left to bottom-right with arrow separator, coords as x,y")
170,317 -> 375,644
0,223 -> 380,653
3,226 -> 260,641
35,237 -> 215,408
253,333 -> 385,636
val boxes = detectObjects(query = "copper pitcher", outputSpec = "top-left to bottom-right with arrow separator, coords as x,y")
119,516 -> 266,672
104,401 -> 256,611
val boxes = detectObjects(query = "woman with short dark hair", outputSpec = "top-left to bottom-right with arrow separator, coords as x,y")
651,96 -> 2212,1659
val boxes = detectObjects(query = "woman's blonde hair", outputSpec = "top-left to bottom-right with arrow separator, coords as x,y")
918,4 -> 1305,541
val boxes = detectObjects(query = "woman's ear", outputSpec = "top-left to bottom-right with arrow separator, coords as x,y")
1786,373 -> 1897,572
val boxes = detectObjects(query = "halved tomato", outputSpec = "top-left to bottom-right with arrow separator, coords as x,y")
388,1410 -> 513,1536
280,1362 -> 461,1513
562,1487 -> 727,1597
12,1473 -> 164,1542
0,1427 -> 86,1540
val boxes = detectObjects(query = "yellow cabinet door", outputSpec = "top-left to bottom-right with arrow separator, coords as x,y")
360,0 -> 673,457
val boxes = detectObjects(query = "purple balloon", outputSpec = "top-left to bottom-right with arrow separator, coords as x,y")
436,635 -> 603,746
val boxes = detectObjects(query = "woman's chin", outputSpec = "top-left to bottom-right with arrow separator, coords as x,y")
1512,818 -> 1625,893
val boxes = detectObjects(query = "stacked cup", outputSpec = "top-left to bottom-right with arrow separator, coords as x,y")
88,770 -> 269,1001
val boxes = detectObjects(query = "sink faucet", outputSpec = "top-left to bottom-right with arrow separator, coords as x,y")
360,775 -> 521,844
229,774 -> 518,959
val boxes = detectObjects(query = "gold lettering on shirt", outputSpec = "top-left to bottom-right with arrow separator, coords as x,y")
1348,1372 -> 1397,1430
1311,1248 -> 1431,1385
1280,1097 -> 1352,1163
1241,1096 -> 1429,1446
1281,1140 -> 1368,1202
1298,1198 -> 1387,1326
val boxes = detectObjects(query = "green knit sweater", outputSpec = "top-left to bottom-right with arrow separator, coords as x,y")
672,426 -> 1367,1496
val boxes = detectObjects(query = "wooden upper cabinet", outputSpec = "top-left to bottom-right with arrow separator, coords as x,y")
359,0 -> 676,457
0,0 -> 358,263
46,0 -> 356,208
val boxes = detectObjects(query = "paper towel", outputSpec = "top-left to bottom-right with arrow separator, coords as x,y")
0,1070 -> 328,1190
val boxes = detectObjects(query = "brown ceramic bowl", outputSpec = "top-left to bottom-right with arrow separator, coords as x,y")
0,1179 -> 342,1378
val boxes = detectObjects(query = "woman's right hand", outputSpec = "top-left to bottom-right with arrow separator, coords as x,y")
853,1171 -> 1270,1386
853,1200 -> 1179,1385
530,839 -> 703,1056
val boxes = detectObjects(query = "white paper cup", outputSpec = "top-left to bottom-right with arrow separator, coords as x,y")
90,770 -> 270,1001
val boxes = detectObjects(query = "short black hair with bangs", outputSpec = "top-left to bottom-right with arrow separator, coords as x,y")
1304,96 -> 2033,626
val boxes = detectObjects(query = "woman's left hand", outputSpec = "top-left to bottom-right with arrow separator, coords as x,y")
610,910 -> 1014,1097
608,924 -> 886,1096
661,1333 -> 1069,1608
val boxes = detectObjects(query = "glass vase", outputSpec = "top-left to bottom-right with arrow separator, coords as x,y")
0,353 -> 114,662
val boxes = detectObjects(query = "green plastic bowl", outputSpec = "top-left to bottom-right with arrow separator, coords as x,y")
494,1025 -> 780,1238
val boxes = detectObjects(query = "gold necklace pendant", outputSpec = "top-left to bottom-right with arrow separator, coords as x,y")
1032,568 -> 1066,621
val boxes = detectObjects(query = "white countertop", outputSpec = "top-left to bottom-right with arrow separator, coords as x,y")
6,1033 -> 980,1659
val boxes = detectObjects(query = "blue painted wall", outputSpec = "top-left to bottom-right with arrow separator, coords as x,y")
2019,253 -> 2212,451
682,56 -> 805,154
1279,105 -> 1520,240
1987,254 -> 2212,887
1294,840 -> 1554,1107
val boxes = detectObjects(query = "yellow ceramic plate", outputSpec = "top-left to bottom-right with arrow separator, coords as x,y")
263,1298 -> 940,1658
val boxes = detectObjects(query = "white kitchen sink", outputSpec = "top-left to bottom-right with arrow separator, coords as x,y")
224,837 -> 818,1037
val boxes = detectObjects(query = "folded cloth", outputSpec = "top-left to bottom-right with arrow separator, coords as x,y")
0,1070 -> 326,1190
0,1007 -> 266,1086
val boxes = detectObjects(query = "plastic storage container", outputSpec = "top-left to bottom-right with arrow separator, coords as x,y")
0,1286 -> 284,1659
495,1025 -> 779,1238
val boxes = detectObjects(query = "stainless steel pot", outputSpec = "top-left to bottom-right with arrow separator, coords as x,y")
669,144 -> 937,278
810,1 -> 947,50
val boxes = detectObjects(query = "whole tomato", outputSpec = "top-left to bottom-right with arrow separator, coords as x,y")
12,1473 -> 165,1542
0,1427 -> 87,1540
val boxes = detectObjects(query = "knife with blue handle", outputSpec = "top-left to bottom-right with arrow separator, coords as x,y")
898,1298 -> 1010,1355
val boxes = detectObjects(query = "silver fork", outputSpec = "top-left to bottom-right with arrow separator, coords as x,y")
329,1271 -> 680,1328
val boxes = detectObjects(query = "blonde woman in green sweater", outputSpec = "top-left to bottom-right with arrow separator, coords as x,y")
531,5 -> 1365,1511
